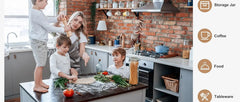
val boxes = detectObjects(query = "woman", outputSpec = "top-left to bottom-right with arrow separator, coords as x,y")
56,11 -> 90,70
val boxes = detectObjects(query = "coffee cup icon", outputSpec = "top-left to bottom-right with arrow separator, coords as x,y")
198,28 -> 212,43
201,31 -> 210,40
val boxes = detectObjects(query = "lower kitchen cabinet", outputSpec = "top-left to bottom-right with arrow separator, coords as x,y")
81,48 -> 108,74
5,51 -> 50,99
153,63 -> 192,102
179,69 -> 193,102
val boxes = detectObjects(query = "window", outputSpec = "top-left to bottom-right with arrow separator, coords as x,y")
4,0 -> 56,45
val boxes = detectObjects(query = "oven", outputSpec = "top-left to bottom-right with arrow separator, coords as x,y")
126,58 -> 154,101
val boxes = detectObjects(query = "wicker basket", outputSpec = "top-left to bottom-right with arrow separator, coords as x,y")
162,75 -> 179,93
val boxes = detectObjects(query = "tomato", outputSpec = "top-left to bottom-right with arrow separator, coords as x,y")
63,88 -> 74,97
102,71 -> 108,75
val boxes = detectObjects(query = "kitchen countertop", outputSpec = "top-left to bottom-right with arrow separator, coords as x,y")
86,44 -> 193,70
19,79 -> 147,102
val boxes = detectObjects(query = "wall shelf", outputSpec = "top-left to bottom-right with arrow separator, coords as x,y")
155,87 -> 179,97
97,8 -> 132,10
183,6 -> 193,8
97,8 -> 140,19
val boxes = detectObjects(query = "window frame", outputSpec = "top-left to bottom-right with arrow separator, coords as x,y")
4,0 -> 57,46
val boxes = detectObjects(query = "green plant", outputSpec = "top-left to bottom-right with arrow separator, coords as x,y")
54,77 -> 69,90
56,0 -> 61,14
90,2 -> 97,25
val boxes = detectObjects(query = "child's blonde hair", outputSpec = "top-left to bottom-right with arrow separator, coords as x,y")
112,48 -> 126,61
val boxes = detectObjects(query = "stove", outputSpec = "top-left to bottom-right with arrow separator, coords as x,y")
135,50 -> 165,58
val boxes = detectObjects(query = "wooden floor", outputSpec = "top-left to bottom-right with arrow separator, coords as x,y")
5,97 -> 20,102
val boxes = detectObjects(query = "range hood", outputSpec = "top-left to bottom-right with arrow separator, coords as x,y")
131,0 -> 179,13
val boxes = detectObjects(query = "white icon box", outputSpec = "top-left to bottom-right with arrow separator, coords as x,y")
200,1 -> 210,10
200,62 -> 210,70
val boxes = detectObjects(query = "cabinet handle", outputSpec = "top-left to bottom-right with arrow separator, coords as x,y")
7,56 -> 10,60
91,51 -> 93,55
95,52 -> 97,56
14,54 -> 16,59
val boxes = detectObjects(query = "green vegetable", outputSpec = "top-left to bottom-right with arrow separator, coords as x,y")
54,78 -> 69,90
112,75 -> 130,87
94,74 -> 111,82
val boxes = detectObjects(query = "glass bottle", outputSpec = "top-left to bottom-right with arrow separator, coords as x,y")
182,39 -> 190,59
129,57 -> 139,85
96,59 -> 103,73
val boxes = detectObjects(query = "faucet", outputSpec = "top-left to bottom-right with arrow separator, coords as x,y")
7,32 -> 18,49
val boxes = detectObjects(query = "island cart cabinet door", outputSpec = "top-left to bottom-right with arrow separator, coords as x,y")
93,50 -> 108,72
84,48 -> 94,73
179,69 -> 193,102
108,53 -> 114,67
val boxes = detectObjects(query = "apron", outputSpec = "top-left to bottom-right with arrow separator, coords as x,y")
68,39 -> 81,68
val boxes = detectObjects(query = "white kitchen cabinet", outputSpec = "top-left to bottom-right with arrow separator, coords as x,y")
108,53 -> 114,67
5,51 -> 51,99
178,69 -> 193,102
83,48 -> 108,74
153,63 -> 193,102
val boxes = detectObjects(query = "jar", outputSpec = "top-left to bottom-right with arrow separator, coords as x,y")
182,39 -> 190,59
119,1 -> 125,8
104,1 -> 108,8
129,57 -> 139,85
126,1 -> 132,8
108,0 -> 112,8
113,1 -> 118,8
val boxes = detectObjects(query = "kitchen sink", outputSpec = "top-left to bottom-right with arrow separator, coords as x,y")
9,46 -> 31,50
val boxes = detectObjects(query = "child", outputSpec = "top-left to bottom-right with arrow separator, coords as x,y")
30,0 -> 71,92
108,48 -> 130,79
50,35 -> 78,81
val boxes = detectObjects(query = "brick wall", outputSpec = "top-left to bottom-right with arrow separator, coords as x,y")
65,0 -> 193,55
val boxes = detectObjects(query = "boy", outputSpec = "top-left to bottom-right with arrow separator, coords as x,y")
108,48 -> 130,79
50,35 -> 78,81
30,0 -> 71,92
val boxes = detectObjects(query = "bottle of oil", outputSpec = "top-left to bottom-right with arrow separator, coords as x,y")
182,39 -> 190,59
96,59 -> 103,73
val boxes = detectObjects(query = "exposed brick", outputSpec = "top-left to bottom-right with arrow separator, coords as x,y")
159,38 -> 171,42
147,36 -> 158,40
66,0 -> 193,53
168,34 -> 182,39
144,32 -> 156,36
174,30 -> 186,35
177,22 -> 191,26
170,26 -> 182,30
163,21 -> 176,25
176,13 -> 189,17
161,29 -> 174,34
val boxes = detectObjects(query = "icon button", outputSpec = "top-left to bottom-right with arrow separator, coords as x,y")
198,89 -> 212,102
198,59 -> 212,73
198,0 -> 212,12
198,28 -> 212,43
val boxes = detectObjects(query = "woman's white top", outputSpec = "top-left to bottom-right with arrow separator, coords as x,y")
69,32 -> 88,44
50,52 -> 71,79
29,9 -> 64,42
108,64 -> 130,79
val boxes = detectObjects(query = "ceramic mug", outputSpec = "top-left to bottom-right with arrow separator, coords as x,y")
115,11 -> 121,16
107,10 -> 112,16
123,11 -> 130,16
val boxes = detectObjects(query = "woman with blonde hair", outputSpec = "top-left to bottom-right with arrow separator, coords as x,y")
56,11 -> 90,71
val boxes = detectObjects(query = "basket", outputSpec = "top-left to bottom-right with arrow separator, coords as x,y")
162,75 -> 179,93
